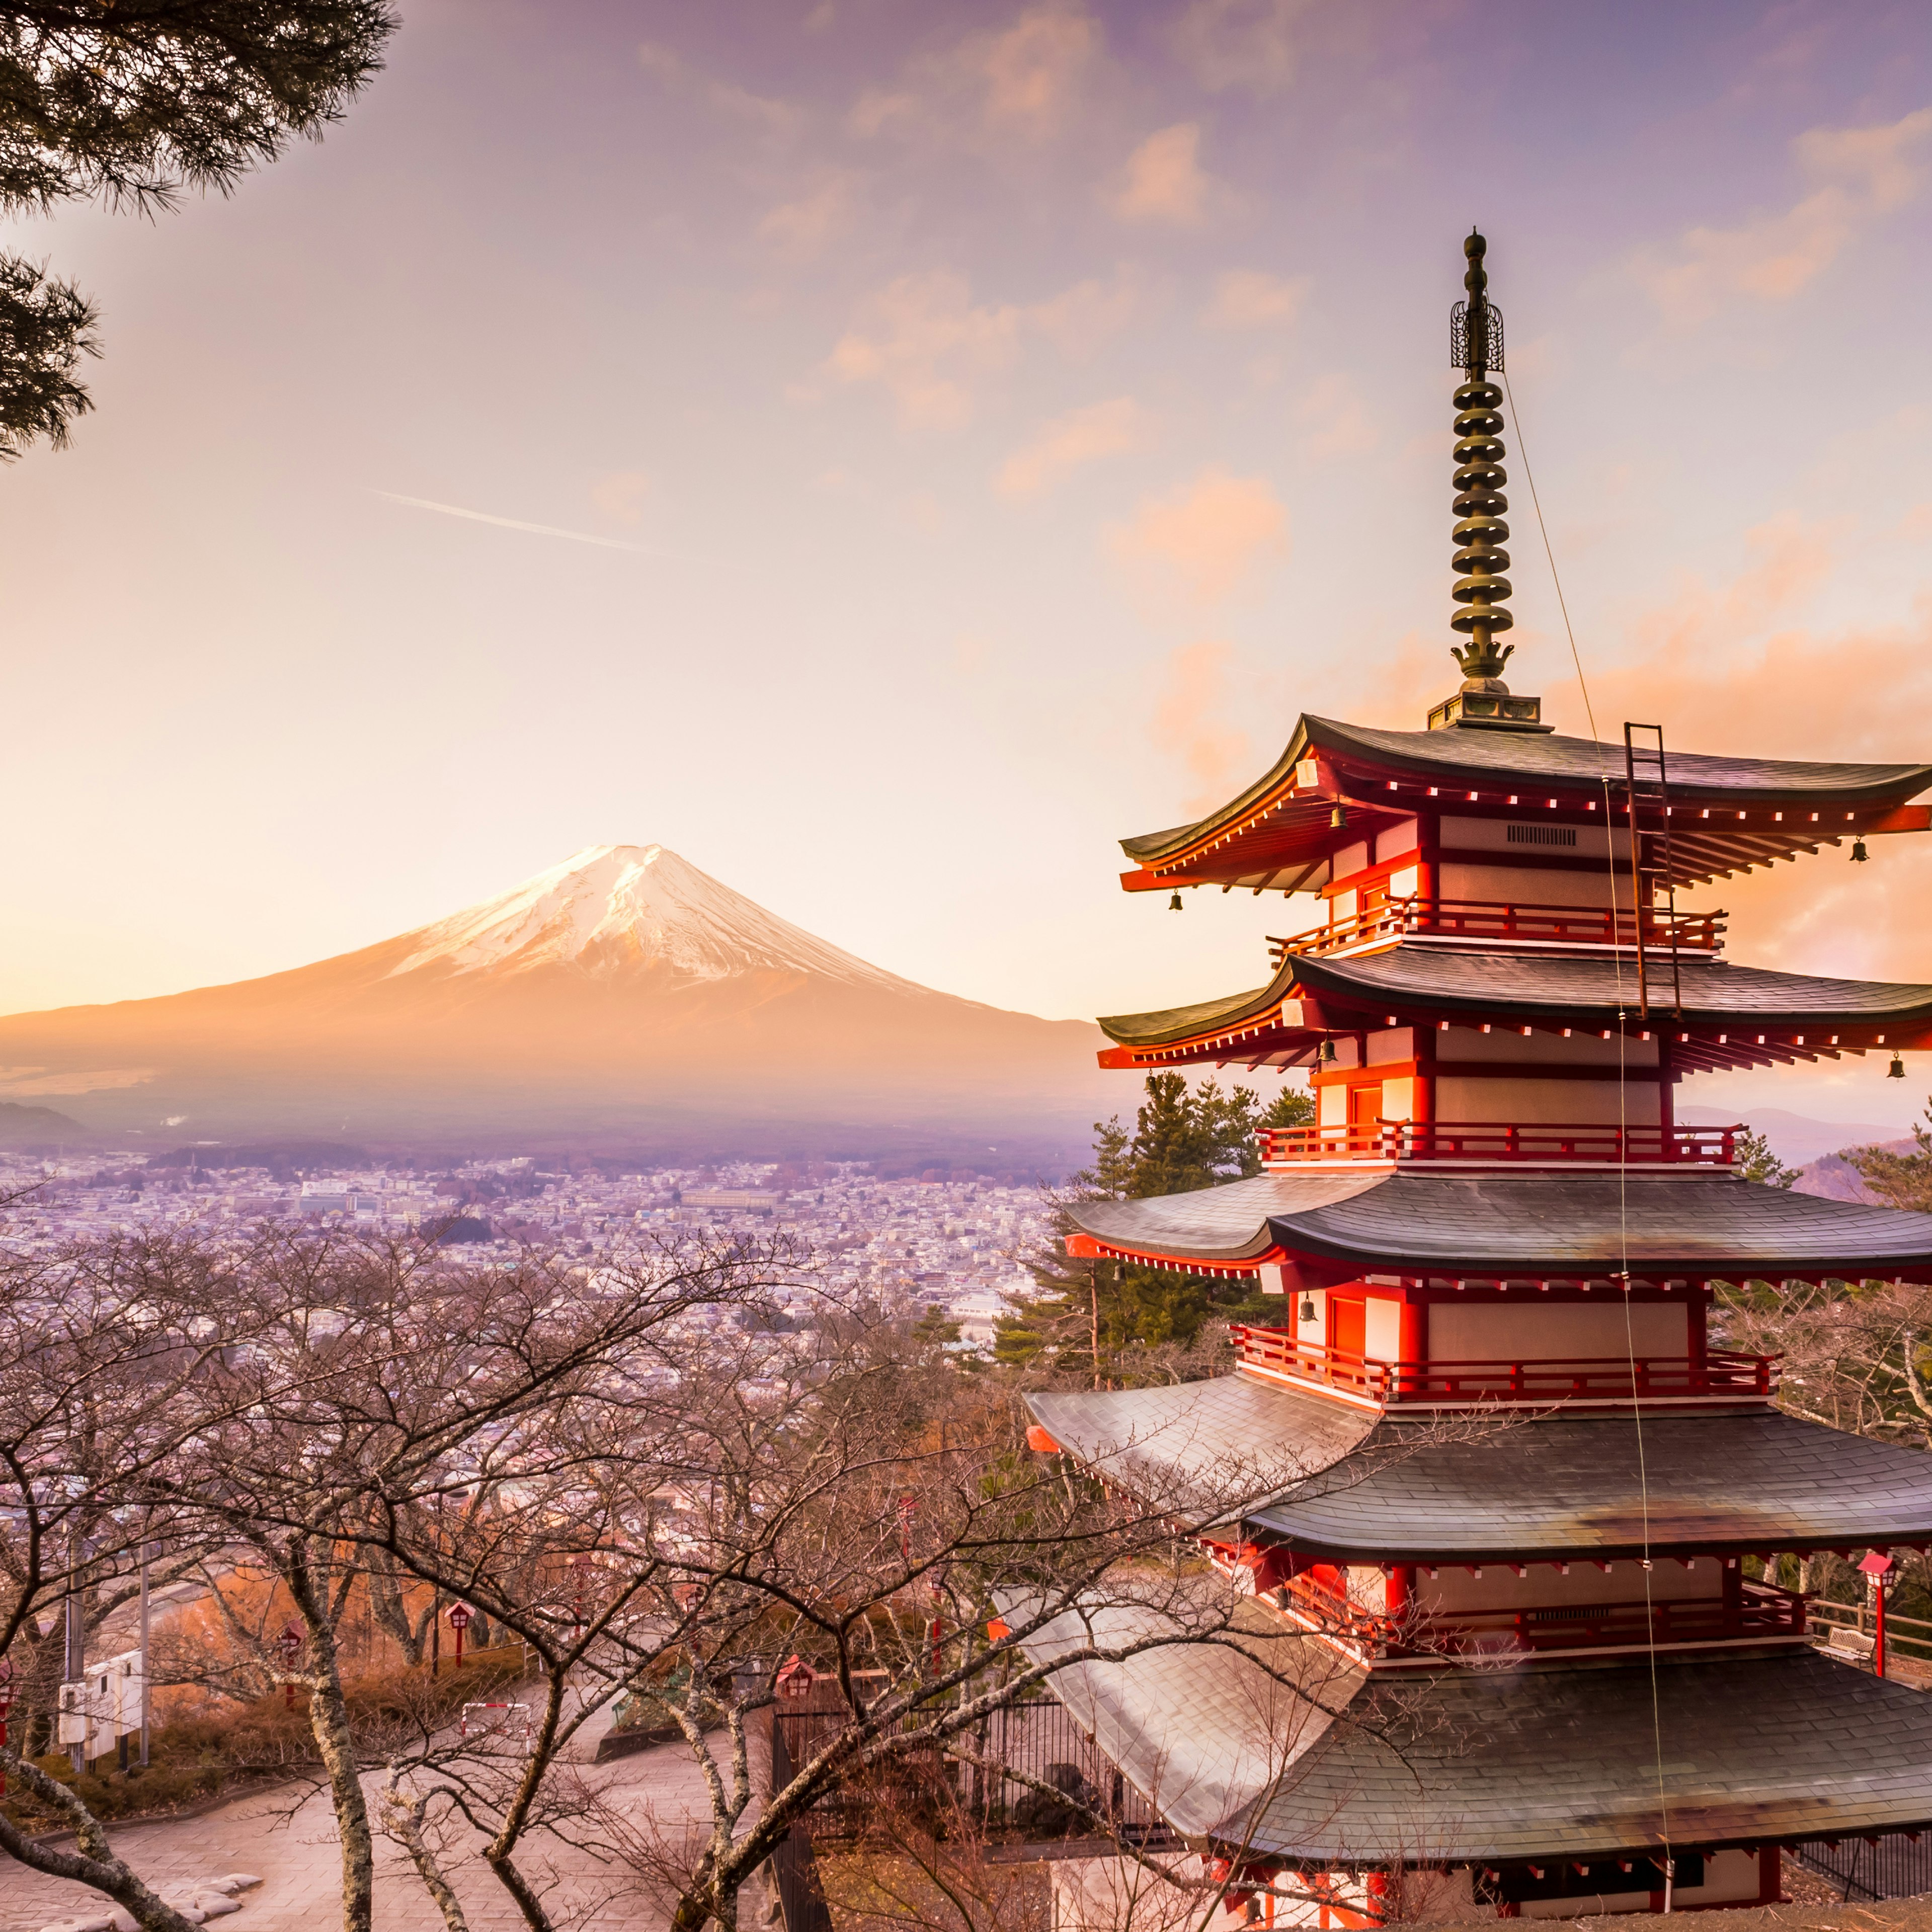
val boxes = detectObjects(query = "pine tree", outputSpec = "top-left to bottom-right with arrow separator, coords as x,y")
1733,1125 -> 1799,1190
0,2 -> 395,457
995,1074 -> 1315,1384
1845,1103 -> 1932,1212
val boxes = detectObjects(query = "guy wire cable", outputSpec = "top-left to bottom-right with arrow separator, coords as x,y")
1504,366 -> 1676,1900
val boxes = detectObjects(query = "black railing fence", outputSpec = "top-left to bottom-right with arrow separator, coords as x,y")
774,1690 -> 1168,1842
1791,1834 -> 1932,1902
767,1691 -> 834,1932
763,1685 -> 1173,1932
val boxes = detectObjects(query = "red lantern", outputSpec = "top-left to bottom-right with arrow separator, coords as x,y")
1860,1551 -> 1894,1677
776,1655 -> 816,1699
447,1601 -> 472,1669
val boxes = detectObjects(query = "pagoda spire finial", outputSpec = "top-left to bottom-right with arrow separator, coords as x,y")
1428,230 -> 1550,733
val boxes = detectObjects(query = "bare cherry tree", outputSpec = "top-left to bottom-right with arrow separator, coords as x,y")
345,1313 -> 1452,1932
0,1223 -> 802,1932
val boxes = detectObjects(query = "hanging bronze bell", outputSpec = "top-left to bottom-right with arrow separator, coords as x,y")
1890,1051 -> 1906,1079
1169,891 -> 1183,911
1330,802 -> 1347,830
1852,839 -> 1869,862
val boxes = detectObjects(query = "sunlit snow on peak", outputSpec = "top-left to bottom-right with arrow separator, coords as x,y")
387,843 -> 920,989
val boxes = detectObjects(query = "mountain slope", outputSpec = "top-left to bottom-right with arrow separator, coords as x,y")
0,846 -> 1111,1160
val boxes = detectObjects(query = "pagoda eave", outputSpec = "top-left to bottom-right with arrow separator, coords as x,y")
1063,1171 -> 1932,1284
1097,945 -> 1932,1072
1027,1381 -> 1932,1565
1121,716 -> 1932,895
1013,1598 -> 1932,1868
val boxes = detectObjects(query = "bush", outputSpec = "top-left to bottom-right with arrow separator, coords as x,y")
4,1643 -> 528,1828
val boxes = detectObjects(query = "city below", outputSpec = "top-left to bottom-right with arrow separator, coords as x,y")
0,1148 -> 1049,1348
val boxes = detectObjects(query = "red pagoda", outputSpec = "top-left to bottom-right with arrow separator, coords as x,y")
1019,234 -> 1932,1921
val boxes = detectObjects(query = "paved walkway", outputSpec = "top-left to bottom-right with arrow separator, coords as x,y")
6,1694 -> 768,1932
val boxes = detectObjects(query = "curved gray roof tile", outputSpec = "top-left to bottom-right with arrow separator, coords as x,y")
1068,1172 -> 1932,1274
1249,1404 -> 1932,1560
1023,1599 -> 1932,1860
1028,1375 -> 1932,1559
1099,945 -> 1932,1046
1121,715 -> 1932,864
1027,1375 -> 1377,1519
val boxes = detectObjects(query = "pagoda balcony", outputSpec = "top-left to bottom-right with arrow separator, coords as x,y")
1259,1119 -> 1743,1170
1277,1571 -> 1808,1661
1228,1324 -> 1781,1407
1267,897 -> 1724,964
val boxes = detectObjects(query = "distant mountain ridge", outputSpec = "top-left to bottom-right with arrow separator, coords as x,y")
0,845 -> 1113,1162
0,1100 -> 89,1146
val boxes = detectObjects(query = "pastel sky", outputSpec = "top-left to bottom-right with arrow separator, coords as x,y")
6,0 -> 1932,1131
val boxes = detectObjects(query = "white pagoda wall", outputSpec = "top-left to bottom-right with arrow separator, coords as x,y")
1433,1078 -> 1661,1124
1417,1555 -> 1722,1617
1428,1302 -> 1687,1362
1515,1849 -> 1762,1918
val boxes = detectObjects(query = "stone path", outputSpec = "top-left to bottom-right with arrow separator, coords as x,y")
6,1693 -> 767,1932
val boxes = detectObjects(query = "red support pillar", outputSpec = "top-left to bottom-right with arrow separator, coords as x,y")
1398,1298 -> 1428,1399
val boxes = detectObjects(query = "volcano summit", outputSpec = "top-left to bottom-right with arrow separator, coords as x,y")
0,846 -> 1109,1161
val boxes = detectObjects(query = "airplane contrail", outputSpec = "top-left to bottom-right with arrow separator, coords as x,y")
373,491 -> 666,554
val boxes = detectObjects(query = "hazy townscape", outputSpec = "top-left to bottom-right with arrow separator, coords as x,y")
0,1151 -> 1048,1346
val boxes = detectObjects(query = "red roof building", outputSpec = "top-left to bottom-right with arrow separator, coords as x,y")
1017,233 -> 1932,1922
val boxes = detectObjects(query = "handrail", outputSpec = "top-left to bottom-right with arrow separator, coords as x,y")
1260,1120 -> 1742,1167
1267,896 -> 1725,964
1228,1326 -> 1781,1403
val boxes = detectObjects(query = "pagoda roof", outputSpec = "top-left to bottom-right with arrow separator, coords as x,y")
1019,1600 -> 1932,1861
1024,1372 -> 1377,1522
1063,1171 -> 1932,1282
1027,1380 -> 1932,1561
1096,943 -> 1932,1073
1120,715 -> 1932,893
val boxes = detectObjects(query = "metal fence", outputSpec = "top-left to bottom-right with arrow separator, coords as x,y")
767,1695 -> 833,1932
773,1690 -> 1168,1843
764,1687 -> 1171,1932
1791,1835 -> 1932,1901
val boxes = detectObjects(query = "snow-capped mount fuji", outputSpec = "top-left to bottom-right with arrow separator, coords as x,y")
0,847 -> 1110,1160
389,845 -> 921,991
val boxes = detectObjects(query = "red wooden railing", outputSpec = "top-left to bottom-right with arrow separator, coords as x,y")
1259,1120 -> 1742,1167
1280,1572 -> 1805,1658
1268,897 -> 1725,964
1227,1326 -> 1780,1403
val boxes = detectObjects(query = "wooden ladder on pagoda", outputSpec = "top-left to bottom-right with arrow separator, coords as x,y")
1623,722 -> 1683,1019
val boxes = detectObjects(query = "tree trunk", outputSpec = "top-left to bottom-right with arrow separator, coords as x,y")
287,1551 -> 376,1932
365,1551 -> 427,1666
381,1774 -> 471,1932
0,1750 -> 205,1932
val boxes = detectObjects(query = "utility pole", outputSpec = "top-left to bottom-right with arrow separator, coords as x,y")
65,1538 -> 86,1776
138,1542 -> 152,1768
1089,1264 -> 1100,1391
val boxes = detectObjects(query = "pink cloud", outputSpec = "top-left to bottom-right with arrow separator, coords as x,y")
1108,466 -> 1289,605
